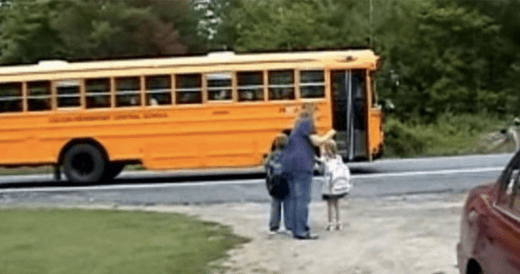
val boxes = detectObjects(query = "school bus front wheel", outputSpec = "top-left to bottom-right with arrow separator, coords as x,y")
62,143 -> 107,184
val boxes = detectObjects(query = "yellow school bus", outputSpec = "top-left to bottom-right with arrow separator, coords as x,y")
0,50 -> 383,183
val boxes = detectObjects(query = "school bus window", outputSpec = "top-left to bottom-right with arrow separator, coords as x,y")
116,77 -> 141,107
86,78 -> 111,109
300,70 -> 325,98
176,74 -> 202,104
27,81 -> 51,111
0,83 -> 23,113
269,70 -> 294,100
146,75 -> 172,106
56,80 -> 81,108
207,72 -> 232,101
238,71 -> 264,102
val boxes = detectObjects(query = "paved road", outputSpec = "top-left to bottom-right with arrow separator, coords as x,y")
348,153 -> 512,173
0,153 -> 513,205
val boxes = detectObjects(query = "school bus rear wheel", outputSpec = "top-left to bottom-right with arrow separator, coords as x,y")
63,144 -> 106,184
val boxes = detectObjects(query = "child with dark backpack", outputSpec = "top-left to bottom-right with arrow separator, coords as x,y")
265,134 -> 289,234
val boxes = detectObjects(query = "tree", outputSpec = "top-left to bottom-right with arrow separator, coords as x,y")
395,0 -> 501,118
225,0 -> 511,121
191,0 -> 233,51
0,0 -> 63,64
52,0 -> 190,60
0,0 -> 197,64
456,0 -> 520,116
225,0 -> 372,52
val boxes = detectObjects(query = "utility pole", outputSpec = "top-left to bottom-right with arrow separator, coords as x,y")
369,0 -> 373,48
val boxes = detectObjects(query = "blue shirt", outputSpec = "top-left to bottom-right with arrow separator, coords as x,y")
282,118 -> 315,173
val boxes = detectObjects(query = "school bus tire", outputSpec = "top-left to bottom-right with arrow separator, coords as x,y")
63,143 -> 106,184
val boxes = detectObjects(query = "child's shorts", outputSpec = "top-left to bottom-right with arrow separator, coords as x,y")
322,193 -> 347,200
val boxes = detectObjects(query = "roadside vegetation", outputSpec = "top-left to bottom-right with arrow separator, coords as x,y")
384,113 -> 513,158
0,207 -> 249,274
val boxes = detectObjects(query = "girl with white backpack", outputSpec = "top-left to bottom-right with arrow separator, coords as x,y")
318,139 -> 352,231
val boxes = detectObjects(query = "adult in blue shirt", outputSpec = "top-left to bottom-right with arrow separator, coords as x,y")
283,107 -> 336,240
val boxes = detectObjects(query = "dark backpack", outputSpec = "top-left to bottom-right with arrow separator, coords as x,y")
265,150 -> 289,200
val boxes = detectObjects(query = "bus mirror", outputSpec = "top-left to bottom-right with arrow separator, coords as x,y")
380,99 -> 395,112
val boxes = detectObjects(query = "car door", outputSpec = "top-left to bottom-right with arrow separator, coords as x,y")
484,153 -> 520,273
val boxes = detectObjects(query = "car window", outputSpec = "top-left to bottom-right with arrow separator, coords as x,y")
497,153 -> 520,215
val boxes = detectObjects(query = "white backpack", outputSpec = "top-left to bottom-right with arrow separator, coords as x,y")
323,156 -> 352,195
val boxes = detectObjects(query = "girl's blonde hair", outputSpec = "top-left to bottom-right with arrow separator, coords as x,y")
324,139 -> 338,156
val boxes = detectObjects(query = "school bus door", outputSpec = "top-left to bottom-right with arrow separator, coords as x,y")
331,70 -> 368,161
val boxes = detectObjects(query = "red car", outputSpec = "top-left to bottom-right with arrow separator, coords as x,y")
458,152 -> 520,274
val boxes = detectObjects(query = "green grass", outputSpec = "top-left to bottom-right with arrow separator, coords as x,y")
0,166 -> 54,176
0,208 -> 249,274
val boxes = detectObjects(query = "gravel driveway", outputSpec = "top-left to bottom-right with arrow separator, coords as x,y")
136,192 -> 466,274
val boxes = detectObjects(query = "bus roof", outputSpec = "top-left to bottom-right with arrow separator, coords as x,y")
0,49 -> 380,76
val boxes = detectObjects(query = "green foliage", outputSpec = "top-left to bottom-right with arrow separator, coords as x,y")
0,0 -> 63,64
384,113 -> 508,158
225,0 -> 520,122
384,117 -> 427,158
456,0 -> 520,116
192,0 -> 233,51
0,0 -> 197,64
0,208 -> 249,274
382,0 -> 502,121
227,0 -> 371,51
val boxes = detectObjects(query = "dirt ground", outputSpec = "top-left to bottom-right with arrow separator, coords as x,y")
125,192 -> 466,274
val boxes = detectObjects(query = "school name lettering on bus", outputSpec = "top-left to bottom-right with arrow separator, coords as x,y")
279,104 -> 320,114
49,112 -> 168,123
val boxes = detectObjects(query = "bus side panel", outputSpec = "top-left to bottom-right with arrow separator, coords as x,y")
0,135 -> 46,164
368,107 -> 383,158
142,136 -> 204,169
140,102 -> 332,170
0,101 -> 333,169
142,135 -> 261,170
44,123 -> 143,163
0,115 -> 62,165
140,105 -> 295,169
